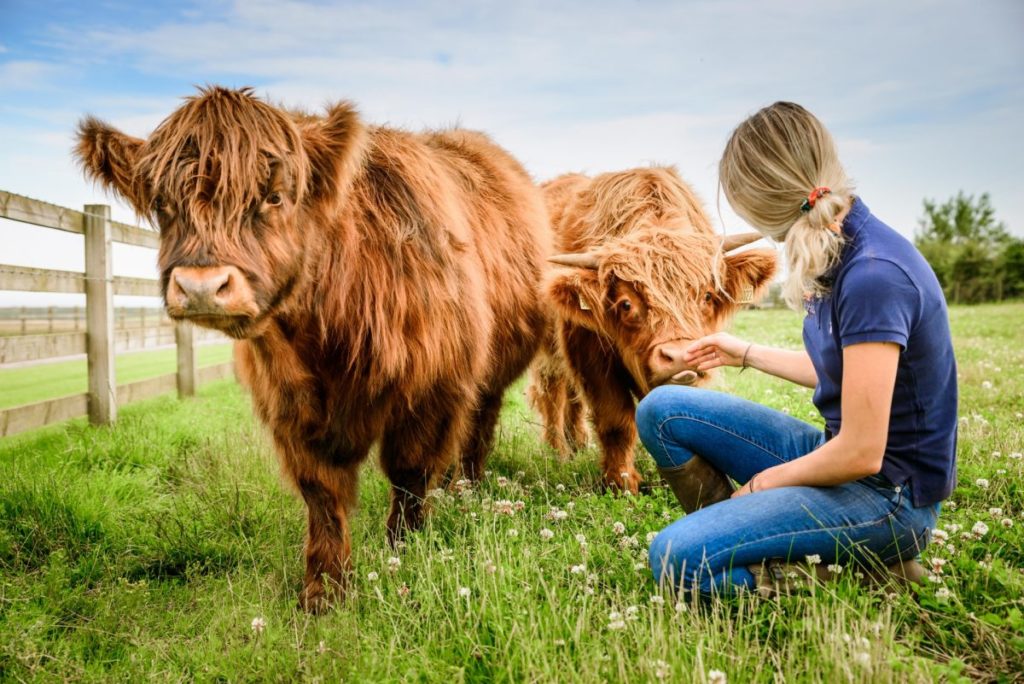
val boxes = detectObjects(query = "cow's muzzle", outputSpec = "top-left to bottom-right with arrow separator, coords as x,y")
649,339 -> 706,387
165,266 -> 260,321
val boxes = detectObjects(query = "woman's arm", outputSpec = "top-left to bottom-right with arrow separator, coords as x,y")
733,341 -> 900,495
684,332 -> 818,388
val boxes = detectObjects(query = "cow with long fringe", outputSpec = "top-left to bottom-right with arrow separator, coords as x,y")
531,167 -> 776,493
75,86 -> 550,612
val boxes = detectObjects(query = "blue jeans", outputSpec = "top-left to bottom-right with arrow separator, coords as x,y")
636,385 -> 939,596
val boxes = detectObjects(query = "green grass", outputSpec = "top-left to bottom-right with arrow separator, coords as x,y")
1,304 -> 1022,682
0,344 -> 234,409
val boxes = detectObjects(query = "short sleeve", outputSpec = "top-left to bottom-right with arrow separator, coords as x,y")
836,258 -> 920,349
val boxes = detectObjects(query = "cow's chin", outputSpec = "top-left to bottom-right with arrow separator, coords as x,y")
171,313 -> 264,340
648,367 -> 709,389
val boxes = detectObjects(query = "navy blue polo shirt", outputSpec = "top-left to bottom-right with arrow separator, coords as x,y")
802,198 -> 958,507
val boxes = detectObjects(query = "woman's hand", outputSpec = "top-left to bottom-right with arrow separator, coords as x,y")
684,332 -> 751,372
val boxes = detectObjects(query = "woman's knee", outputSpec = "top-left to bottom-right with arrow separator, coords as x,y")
648,525 -> 705,588
636,386 -> 700,465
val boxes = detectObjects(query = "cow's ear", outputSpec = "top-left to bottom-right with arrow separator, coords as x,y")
546,269 -> 605,331
75,116 -> 145,205
302,101 -> 368,206
723,248 -> 778,304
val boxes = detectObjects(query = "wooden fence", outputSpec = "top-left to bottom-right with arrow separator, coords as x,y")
0,190 -> 234,437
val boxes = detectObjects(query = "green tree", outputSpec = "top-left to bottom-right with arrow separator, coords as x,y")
915,192 -> 1019,304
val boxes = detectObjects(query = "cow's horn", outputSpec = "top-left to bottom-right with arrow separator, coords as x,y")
548,253 -> 600,269
722,232 -> 765,252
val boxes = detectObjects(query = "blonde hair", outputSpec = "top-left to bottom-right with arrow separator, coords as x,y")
719,102 -> 853,309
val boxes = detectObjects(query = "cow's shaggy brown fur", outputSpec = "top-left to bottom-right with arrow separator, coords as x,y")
532,167 -> 776,492
76,86 -> 550,612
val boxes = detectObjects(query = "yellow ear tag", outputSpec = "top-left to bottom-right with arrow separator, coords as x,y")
578,293 -> 591,311
739,286 -> 754,304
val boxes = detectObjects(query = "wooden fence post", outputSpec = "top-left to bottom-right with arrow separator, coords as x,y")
176,321 -> 197,398
84,204 -> 116,425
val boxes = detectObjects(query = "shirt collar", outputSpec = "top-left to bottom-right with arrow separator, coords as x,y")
841,196 -> 870,238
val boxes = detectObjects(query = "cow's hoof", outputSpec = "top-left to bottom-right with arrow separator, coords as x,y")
298,583 -> 339,615
603,469 -> 642,495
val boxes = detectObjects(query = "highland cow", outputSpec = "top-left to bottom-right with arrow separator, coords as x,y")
532,168 -> 776,494
75,87 -> 550,612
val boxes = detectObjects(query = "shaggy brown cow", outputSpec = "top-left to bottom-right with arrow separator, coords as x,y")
75,86 -> 550,612
532,167 -> 776,494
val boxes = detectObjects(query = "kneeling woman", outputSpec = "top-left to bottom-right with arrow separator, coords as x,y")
638,102 -> 957,595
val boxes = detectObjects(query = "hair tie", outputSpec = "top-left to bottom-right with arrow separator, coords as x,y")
800,186 -> 831,212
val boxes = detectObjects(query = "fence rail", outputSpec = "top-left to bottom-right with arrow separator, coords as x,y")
0,190 -> 234,437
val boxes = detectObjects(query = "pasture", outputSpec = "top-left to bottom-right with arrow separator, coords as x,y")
0,303 -> 1021,682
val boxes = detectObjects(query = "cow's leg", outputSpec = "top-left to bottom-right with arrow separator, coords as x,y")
291,457 -> 361,614
381,396 -> 471,543
528,362 -> 572,459
461,390 -> 504,480
562,325 -> 641,494
564,384 -> 589,453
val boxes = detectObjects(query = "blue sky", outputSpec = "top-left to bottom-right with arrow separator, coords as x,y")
1,0 -> 1022,306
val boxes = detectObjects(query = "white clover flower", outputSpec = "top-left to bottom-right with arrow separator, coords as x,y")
607,619 -> 626,631
484,560 -> 497,574
570,563 -> 586,575
650,594 -> 665,606
653,659 -> 671,680
458,586 -> 471,598
662,511 -> 673,521
946,523 -> 962,534
496,476 -> 509,487
674,601 -> 688,613
619,535 -> 639,550
251,617 -> 266,634
547,508 -> 569,522
634,561 -> 647,571
972,521 -> 990,538
612,521 -> 626,535
854,652 -> 872,668
975,478 -> 990,489
507,528 -> 519,538
988,507 -> 1003,517
513,500 -> 526,511
981,380 -> 993,390
427,488 -> 447,499
387,556 -> 402,573
566,501 -> 575,510
1009,452 -> 1023,460
1001,518 -> 1014,528
575,533 -> 588,546
494,499 -> 516,515
708,669 -> 727,684
317,640 -> 326,654
932,528 -> 949,545
646,531 -> 659,544
930,557 -> 946,574
540,528 -> 555,541
827,564 -> 843,574
805,554 -> 822,565
625,605 -> 640,619
996,468 -> 1007,475
555,483 -> 566,492
608,610 -> 622,621
367,571 -> 379,582
935,586 -> 952,602
946,544 -> 957,554
397,583 -> 410,597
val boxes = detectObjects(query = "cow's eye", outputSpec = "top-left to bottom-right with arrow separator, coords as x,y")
620,299 -> 632,312
265,192 -> 283,207
704,292 -> 713,304
152,195 -> 164,213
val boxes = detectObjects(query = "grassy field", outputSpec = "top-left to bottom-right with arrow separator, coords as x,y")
0,303 -> 1021,682
0,344 -> 234,409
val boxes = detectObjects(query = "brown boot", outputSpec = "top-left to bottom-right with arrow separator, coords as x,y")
749,559 -> 928,598
658,456 -> 734,514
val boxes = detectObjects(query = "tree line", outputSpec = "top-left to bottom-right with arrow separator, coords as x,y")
915,192 -> 1023,304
